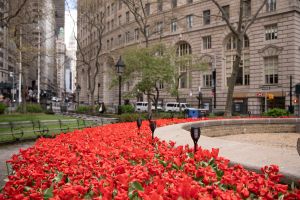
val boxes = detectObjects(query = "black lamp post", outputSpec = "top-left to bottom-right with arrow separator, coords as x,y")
115,56 -> 125,115
212,69 -> 216,109
149,120 -> 157,140
76,84 -> 81,108
97,83 -> 100,103
196,87 -> 202,109
137,117 -> 143,135
190,126 -> 201,154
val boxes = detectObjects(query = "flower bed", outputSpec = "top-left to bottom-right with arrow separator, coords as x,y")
0,118 -> 299,199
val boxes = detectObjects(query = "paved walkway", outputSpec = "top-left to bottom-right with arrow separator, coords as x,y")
155,121 -> 300,184
0,141 -> 35,188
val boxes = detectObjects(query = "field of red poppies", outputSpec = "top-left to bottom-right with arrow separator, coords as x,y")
1,118 -> 299,199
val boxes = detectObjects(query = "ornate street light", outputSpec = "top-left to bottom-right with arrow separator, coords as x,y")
115,56 -> 125,115
149,120 -> 157,140
136,117 -> 143,135
76,84 -> 81,108
190,126 -> 201,154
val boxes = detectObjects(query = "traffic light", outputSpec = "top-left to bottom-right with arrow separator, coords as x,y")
294,98 -> 299,104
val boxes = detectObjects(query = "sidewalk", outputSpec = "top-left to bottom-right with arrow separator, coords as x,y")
0,141 -> 35,188
155,122 -> 300,184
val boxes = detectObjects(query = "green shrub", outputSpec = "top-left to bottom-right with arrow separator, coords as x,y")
0,103 -> 6,114
119,113 -> 142,122
75,105 -> 94,114
120,105 -> 134,114
16,103 -> 44,113
214,111 -> 225,116
263,108 -> 289,117
27,104 -> 44,113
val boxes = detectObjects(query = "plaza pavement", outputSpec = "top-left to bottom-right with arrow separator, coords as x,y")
155,121 -> 300,185
0,141 -> 35,188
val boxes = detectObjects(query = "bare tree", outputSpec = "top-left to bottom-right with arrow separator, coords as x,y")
0,0 -> 29,27
211,0 -> 267,116
73,0 -> 105,112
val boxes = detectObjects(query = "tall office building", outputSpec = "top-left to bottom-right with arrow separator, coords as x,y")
0,0 -> 17,98
53,0 -> 65,35
77,0 -> 300,115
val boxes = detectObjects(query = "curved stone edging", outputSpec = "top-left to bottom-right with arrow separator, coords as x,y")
182,118 -> 300,137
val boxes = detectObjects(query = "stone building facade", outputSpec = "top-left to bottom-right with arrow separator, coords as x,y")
77,0 -> 300,114
0,0 -> 17,98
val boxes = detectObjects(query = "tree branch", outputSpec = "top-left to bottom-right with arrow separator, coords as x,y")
210,0 -> 238,36
244,0 -> 268,33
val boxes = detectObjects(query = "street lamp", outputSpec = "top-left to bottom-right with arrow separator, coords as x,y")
149,120 -> 157,140
212,69 -> 216,109
196,86 -> 202,109
97,83 -> 100,103
76,84 -> 81,108
190,126 -> 201,154
136,117 -> 143,135
115,56 -> 125,115
9,72 -> 15,103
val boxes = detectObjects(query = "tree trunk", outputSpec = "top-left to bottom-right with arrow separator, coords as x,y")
224,35 -> 243,116
147,92 -> 152,115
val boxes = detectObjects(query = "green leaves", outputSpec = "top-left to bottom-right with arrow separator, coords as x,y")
128,181 -> 144,200
43,185 -> 53,199
52,171 -> 64,183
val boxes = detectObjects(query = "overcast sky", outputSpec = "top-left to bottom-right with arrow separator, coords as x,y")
65,0 -> 77,49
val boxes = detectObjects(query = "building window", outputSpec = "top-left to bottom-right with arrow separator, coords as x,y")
107,6 -> 110,16
157,21 -> 163,34
225,54 -> 250,86
203,10 -> 211,25
111,3 -> 115,13
134,28 -> 139,40
118,34 -> 122,45
226,35 -> 249,50
265,24 -> 277,40
118,15 -> 122,25
266,0 -> 276,12
157,0 -> 163,12
203,36 -> 212,49
145,3 -> 150,16
176,42 -> 192,89
171,0 -> 177,8
187,0 -> 193,4
126,11 -> 130,23
203,74 -> 212,87
111,19 -> 114,30
145,26 -> 150,37
107,40 -> 110,50
171,19 -> 177,32
110,38 -> 114,48
222,5 -> 230,20
243,0 -> 251,17
186,15 -> 193,29
264,56 -> 278,84
125,31 -> 130,43
158,81 -> 164,89
119,0 -> 122,10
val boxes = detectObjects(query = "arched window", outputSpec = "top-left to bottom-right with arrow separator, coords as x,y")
225,35 -> 250,86
176,42 -> 192,89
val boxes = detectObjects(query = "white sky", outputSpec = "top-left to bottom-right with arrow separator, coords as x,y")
65,1 -> 77,49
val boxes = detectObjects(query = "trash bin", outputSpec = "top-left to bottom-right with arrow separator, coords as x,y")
186,108 -> 199,118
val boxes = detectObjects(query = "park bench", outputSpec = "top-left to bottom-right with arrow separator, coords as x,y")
0,119 -> 100,143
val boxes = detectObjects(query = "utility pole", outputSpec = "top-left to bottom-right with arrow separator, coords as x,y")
18,28 -> 22,104
37,26 -> 41,103
37,0 -> 41,103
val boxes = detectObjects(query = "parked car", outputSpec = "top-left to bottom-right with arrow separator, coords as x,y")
135,102 -> 163,112
164,102 -> 191,112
